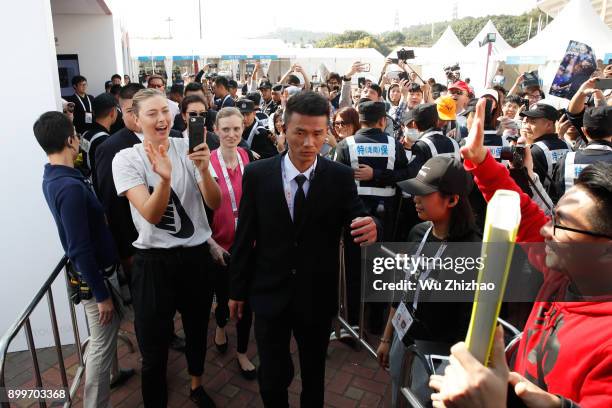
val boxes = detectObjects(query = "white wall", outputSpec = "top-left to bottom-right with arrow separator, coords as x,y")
0,0 -> 88,352
53,13 -> 122,95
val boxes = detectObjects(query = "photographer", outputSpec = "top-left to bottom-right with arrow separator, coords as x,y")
112,89 -> 221,407
520,103 -> 572,192
550,105 -> 612,203
429,98 -> 612,408
35,112 -> 123,408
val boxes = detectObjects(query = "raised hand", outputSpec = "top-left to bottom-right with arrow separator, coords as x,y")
460,98 -> 488,165
144,141 -> 172,182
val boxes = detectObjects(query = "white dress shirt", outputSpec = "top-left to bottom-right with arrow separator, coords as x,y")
282,153 -> 317,220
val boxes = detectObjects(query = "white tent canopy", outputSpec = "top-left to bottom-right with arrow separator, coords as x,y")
503,0 -> 612,61
466,20 -> 511,52
463,20 -> 513,90
501,0 -> 612,95
419,26 -> 466,85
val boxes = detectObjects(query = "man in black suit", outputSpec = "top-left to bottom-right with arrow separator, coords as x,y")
229,92 -> 378,407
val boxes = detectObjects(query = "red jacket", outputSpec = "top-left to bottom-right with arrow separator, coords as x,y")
465,153 -> 612,407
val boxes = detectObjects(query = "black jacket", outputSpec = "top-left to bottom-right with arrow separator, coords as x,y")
94,128 -> 182,259
229,153 -> 377,319
242,122 -> 278,159
66,93 -> 94,134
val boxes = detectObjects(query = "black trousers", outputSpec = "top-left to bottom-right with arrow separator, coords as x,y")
131,243 -> 213,408
254,301 -> 333,408
212,261 -> 253,354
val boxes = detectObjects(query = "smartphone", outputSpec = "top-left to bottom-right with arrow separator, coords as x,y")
208,63 -> 218,69
361,63 -> 371,72
390,58 -> 399,64
522,98 -> 530,110
595,78 -> 612,90
188,116 -> 205,153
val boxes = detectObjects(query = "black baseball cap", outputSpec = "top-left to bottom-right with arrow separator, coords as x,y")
236,99 -> 255,113
520,103 -> 559,122
272,84 -> 284,92
397,156 -> 472,196
583,106 -> 612,133
258,80 -> 272,90
227,79 -> 238,89
405,103 -> 438,125
358,101 -> 386,122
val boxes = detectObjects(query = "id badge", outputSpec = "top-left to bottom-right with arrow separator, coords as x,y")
85,112 -> 93,124
392,301 -> 414,341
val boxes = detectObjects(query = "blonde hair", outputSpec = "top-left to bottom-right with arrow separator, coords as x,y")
215,107 -> 244,128
132,88 -> 166,116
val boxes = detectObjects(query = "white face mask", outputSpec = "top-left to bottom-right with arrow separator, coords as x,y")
403,127 -> 420,141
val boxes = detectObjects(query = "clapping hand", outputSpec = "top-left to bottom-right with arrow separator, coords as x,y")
144,141 -> 172,182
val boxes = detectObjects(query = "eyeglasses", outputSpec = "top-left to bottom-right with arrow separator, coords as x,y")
188,111 -> 206,117
551,211 -> 612,240
333,121 -> 347,128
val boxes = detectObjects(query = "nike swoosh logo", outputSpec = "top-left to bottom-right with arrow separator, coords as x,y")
148,186 -> 195,239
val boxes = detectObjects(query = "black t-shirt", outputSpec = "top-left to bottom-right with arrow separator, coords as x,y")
394,222 -> 481,345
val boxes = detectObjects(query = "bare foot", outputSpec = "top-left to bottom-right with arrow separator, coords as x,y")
237,353 -> 255,371
215,326 -> 226,345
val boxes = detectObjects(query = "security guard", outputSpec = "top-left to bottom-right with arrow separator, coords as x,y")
481,98 -> 509,162
80,93 -> 117,186
520,103 -> 572,189
550,105 -> 612,202
334,100 -> 409,335
237,99 -> 278,159
67,75 -> 95,134
408,103 -> 461,170
258,80 -> 278,116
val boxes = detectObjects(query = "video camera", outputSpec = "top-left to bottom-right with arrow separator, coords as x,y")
390,48 -> 415,64
500,145 -> 526,169
522,71 -> 540,89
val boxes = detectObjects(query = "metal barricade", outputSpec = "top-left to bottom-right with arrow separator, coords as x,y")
0,257 -> 134,408
331,241 -> 522,408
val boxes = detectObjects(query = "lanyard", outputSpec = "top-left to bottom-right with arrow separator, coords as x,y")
216,149 -> 244,227
404,226 -> 447,311
75,94 -> 92,112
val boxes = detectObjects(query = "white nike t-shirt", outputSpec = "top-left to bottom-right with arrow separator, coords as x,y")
112,137 -> 216,249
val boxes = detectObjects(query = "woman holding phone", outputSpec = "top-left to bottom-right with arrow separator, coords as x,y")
206,107 -> 257,380
112,88 -> 221,407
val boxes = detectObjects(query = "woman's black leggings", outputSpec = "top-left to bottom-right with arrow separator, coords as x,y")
212,261 -> 253,354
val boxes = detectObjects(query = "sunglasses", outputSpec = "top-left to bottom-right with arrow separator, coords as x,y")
188,111 -> 206,117
551,211 -> 612,240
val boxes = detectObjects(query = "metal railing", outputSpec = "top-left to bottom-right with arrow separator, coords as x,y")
331,241 -> 522,408
0,257 -> 81,407
0,257 -> 135,408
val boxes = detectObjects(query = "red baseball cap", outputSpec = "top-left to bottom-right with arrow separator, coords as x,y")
448,81 -> 471,94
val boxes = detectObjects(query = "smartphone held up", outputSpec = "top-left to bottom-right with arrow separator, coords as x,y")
189,116 -> 206,153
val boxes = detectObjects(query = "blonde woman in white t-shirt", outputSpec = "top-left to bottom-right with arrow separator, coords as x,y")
112,88 -> 221,408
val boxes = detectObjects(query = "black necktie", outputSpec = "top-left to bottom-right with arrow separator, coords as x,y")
293,174 -> 307,225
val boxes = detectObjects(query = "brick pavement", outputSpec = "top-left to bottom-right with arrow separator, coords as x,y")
4,316 -> 393,407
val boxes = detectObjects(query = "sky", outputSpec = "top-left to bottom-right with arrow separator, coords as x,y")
119,0 -> 537,40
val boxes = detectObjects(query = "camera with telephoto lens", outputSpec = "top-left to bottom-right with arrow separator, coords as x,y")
396,48 -> 414,61
500,145 -> 526,169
